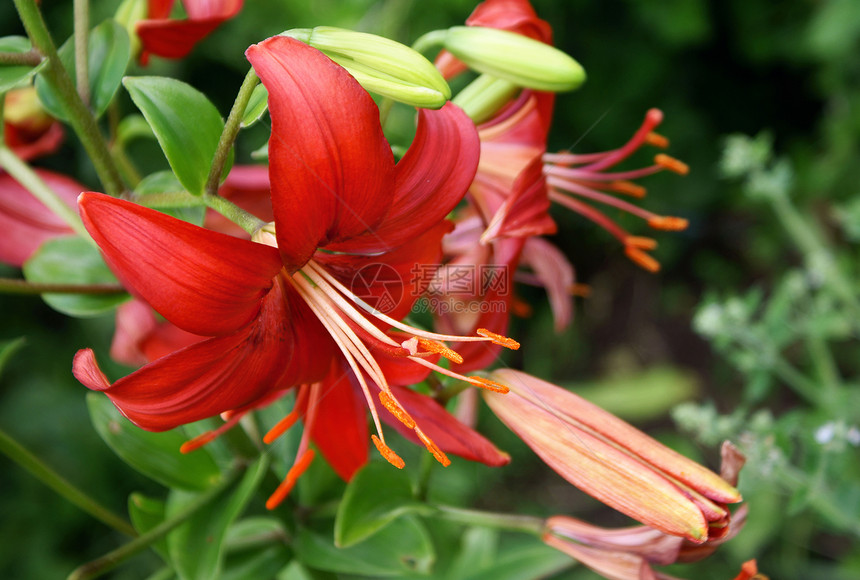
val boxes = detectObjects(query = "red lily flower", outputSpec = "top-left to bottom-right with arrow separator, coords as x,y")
74,37 -> 513,504
137,0 -> 244,63
443,0 -> 690,273
0,170 -> 84,267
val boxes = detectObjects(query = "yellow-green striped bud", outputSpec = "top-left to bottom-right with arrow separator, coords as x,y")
282,27 -> 451,109
443,26 -> 585,93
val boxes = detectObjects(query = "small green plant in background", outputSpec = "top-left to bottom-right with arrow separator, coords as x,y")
674,133 -> 860,578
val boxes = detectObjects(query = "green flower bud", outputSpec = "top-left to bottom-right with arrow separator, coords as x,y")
443,26 -> 586,93
282,27 -> 451,109
115,0 -> 147,57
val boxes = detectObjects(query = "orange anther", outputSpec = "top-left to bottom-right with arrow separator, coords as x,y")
266,448 -> 316,510
511,295 -> 533,317
263,409 -> 301,444
609,180 -> 647,198
417,338 -> 464,364
569,283 -> 592,298
476,328 -> 520,350
378,391 -> 416,429
625,236 -> 658,250
655,154 -> 689,175
372,434 -> 405,469
648,216 -> 689,231
180,431 -> 217,454
645,132 -> 669,149
469,376 -> 511,394
415,428 -> 451,467
624,246 -> 660,273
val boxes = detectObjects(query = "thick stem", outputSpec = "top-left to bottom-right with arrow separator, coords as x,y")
431,504 -> 545,536
13,0 -> 125,197
203,193 -> 265,234
73,0 -> 90,105
0,145 -> 92,243
67,467 -> 244,580
0,278 -> 125,295
0,427 -> 136,537
204,68 -> 259,196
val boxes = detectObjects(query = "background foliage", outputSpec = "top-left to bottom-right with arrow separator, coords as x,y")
2,0 -> 859,578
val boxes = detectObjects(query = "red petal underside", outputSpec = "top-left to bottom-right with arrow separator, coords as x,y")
521,237 -> 574,332
246,37 -> 395,272
138,0 -> 242,60
110,299 -> 160,366
328,103 -> 479,255
137,18 -> 226,59
485,156 -> 556,241
79,192 -> 283,337
0,170 -> 82,267
73,282 -> 294,431
318,220 -> 452,322
385,385 -> 510,467
307,365 -> 369,481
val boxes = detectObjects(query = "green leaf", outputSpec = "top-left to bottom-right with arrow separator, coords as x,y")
35,20 -> 130,120
241,83 -> 268,128
128,493 -> 170,560
221,518 -> 292,580
296,516 -> 435,577
0,337 -> 26,378
87,393 -> 222,490
335,460 -> 432,548
459,541 -> 574,580
117,113 -> 155,144
276,561 -> 314,580
0,36 -> 46,93
166,456 -> 268,580
135,171 -> 206,226
22,236 -> 129,317
124,76 -> 227,196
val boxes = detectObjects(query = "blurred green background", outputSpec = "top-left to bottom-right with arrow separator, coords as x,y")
2,0 -> 860,578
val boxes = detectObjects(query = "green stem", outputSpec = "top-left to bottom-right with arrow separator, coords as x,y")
204,68 -> 259,196
73,0 -> 89,105
411,29 -> 447,56
770,193 -> 860,322
430,504 -> 545,536
203,193 -> 265,234
67,467 -> 243,580
0,427 -> 136,537
13,0 -> 125,197
0,146 -> 93,243
0,278 -> 125,295
0,49 -> 42,66
805,333 -> 842,408
129,191 -> 203,208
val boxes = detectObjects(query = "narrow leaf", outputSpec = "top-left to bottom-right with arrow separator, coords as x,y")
124,76 -> 226,196
128,492 -> 170,560
241,83 -> 268,128
334,460 -> 432,548
87,393 -> 222,490
35,20 -> 130,120
166,456 -> 268,580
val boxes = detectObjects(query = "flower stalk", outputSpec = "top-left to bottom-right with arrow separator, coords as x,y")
0,427 -> 136,537
12,0 -> 125,197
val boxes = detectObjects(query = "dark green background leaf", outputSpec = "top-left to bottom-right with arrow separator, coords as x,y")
0,36 -> 46,92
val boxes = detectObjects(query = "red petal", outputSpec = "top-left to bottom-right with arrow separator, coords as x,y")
329,103 -> 479,255
386,385 -> 510,467
74,283 -> 294,431
308,367 -> 369,481
318,219 -> 452,321
137,0 -> 242,60
466,0 -> 553,44
521,237 -> 574,331
207,164 -> 274,238
246,36 -> 394,271
79,192 -> 283,336
4,121 -> 64,161
0,170 -> 81,267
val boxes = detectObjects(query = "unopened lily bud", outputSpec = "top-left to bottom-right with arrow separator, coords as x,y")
442,26 -> 585,92
114,0 -> 147,57
484,369 -> 742,542
282,27 -> 451,109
